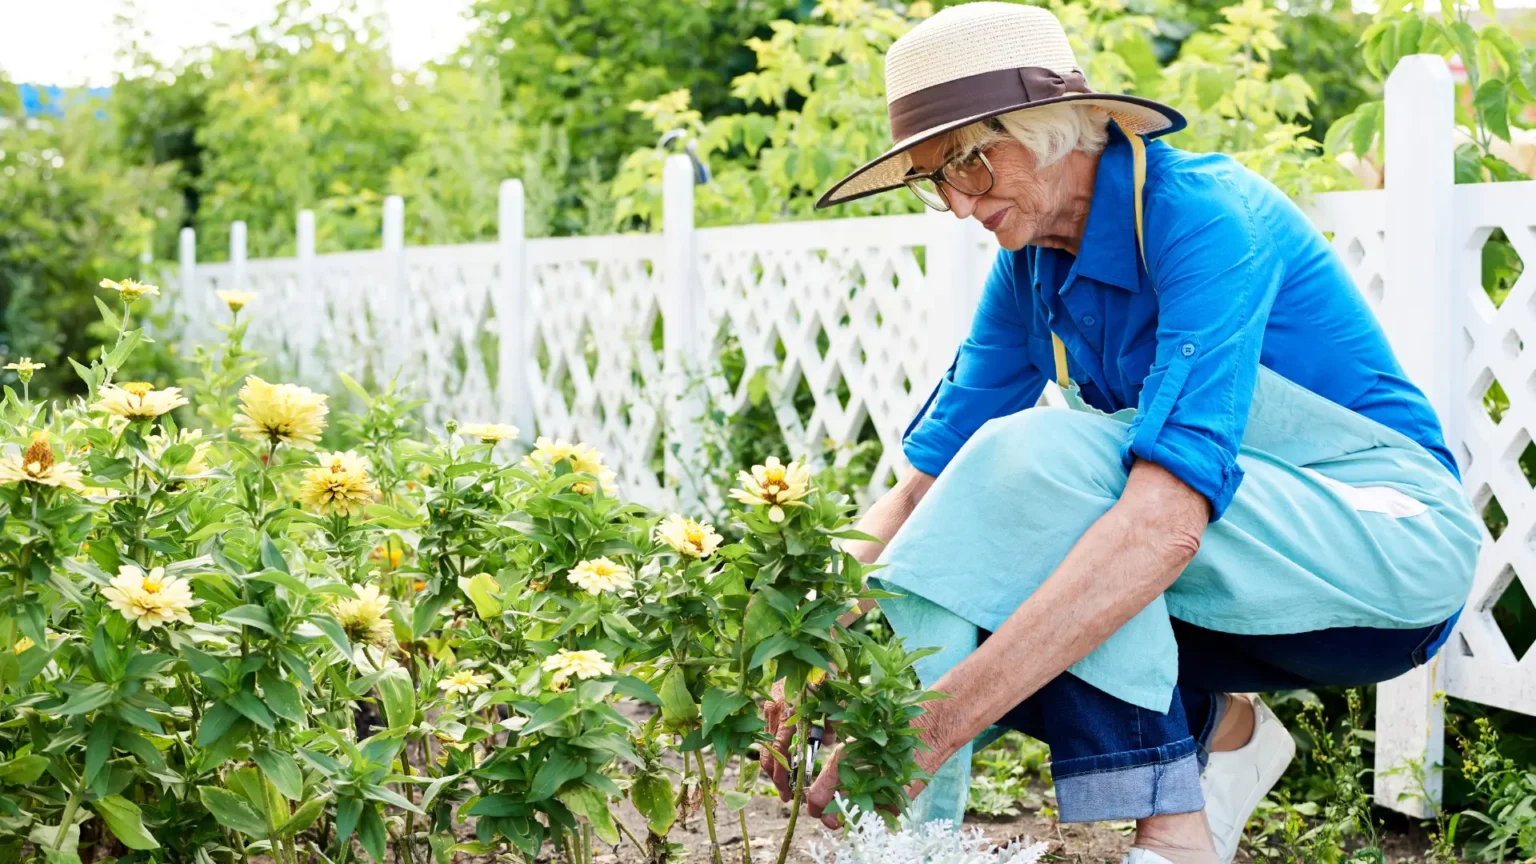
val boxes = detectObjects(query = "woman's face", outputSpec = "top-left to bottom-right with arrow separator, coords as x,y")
906,132 -> 1093,253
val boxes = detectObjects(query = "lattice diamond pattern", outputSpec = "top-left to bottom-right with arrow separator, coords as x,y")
527,239 -> 666,505
696,219 -> 940,505
1447,192 -> 1536,712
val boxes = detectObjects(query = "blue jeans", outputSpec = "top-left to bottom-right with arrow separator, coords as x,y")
980,611 -> 1461,822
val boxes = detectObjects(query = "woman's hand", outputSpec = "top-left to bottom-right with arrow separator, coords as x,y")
758,679 -> 798,800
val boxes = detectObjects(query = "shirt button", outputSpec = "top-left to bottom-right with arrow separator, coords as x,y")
1082,315 -> 1095,326
1181,343 -> 1196,357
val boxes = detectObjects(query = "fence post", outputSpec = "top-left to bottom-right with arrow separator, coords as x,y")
230,220 -> 247,295
1373,54 -> 1457,819
498,180 -> 535,440
179,227 -> 198,349
662,154 -> 702,509
296,210 -> 316,379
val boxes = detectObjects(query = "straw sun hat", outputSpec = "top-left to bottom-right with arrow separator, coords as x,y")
815,2 -> 1186,209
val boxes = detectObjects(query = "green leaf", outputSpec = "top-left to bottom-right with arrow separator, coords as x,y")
334,798 -> 362,845
657,666 -> 698,728
1350,101 -> 1382,158
529,748 -> 586,801
356,804 -> 386,863
522,693 -> 578,736
227,691 -> 275,730
197,702 -> 243,746
93,296 -> 122,330
1473,78 -> 1511,142
0,755 -> 48,785
461,572 -> 502,620
53,683 -> 116,716
700,687 -> 751,736
722,790 -> 753,812
630,774 -> 676,836
258,671 -> 304,724
557,785 -> 619,845
309,613 -> 352,657
377,668 -> 415,731
90,796 -> 159,851
279,798 -> 325,838
250,570 -> 311,595
253,748 -> 304,800
260,534 -> 289,573
198,786 -> 268,837
85,719 -> 116,787
222,604 -> 275,634
613,675 -> 661,706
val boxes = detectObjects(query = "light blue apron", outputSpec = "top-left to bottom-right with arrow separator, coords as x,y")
875,133 -> 1482,825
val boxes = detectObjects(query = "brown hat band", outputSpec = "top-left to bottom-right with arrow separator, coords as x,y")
887,66 -> 1091,143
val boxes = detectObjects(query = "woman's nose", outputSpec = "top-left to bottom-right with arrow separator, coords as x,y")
946,189 -> 981,219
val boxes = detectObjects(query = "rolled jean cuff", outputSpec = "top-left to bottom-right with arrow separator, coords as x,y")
1053,739 -> 1205,822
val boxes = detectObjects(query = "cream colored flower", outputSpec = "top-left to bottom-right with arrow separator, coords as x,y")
729,456 -> 812,523
12,636 -> 34,654
566,557 -> 634,595
0,433 -> 86,493
331,583 -> 394,648
101,565 -> 199,631
233,377 -> 329,449
99,278 -> 160,301
655,514 -> 723,559
523,436 -> 617,495
93,382 -> 189,420
4,357 -> 44,384
439,668 -> 493,697
299,451 -> 378,517
146,428 -> 211,476
460,423 -> 519,444
542,649 -> 614,688
215,289 -> 255,312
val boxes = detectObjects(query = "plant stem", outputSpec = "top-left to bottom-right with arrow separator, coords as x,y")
614,818 -> 646,857
695,750 -> 723,864
53,783 -> 83,850
254,763 -> 286,864
774,698 -> 809,864
737,755 -> 753,864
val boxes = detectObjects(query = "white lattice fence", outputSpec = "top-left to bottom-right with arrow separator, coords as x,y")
163,54 -> 1534,814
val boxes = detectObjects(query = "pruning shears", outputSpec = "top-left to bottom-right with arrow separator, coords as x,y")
790,722 -> 826,789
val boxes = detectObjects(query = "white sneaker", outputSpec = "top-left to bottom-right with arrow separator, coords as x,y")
1200,695 -> 1296,863
1122,850 -> 1175,864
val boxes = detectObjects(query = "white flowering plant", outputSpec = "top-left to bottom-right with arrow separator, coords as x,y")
0,280 -> 935,864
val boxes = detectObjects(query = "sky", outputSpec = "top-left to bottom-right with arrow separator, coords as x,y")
0,0 -> 478,87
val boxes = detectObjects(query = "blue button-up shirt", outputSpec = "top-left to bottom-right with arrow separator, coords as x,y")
902,126 -> 1457,520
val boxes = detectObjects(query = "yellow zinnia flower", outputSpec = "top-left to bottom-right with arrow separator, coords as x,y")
438,668 -> 493,697
729,456 -> 812,523
566,557 -> 633,595
459,423 -> 519,444
233,377 -> 329,449
0,433 -> 86,493
92,382 -> 189,420
99,278 -> 160,301
542,649 -> 614,688
655,514 -> 723,559
12,636 -> 34,654
299,450 -> 378,517
331,583 -> 394,648
523,436 -> 617,495
215,289 -> 255,312
101,565 -> 199,631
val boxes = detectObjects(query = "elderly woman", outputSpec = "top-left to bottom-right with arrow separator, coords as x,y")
757,4 -> 1480,863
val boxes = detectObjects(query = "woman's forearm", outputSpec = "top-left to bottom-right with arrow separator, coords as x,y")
915,459 -> 1209,760
836,469 -> 936,626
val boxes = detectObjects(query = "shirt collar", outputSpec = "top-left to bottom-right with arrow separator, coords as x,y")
1068,124 -> 1141,294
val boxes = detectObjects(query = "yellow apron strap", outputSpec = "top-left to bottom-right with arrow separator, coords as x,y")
1050,130 -> 1151,390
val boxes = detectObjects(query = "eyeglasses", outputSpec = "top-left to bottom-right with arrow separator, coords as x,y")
903,146 -> 997,212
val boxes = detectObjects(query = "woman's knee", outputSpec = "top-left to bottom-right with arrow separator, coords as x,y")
959,407 -> 1129,493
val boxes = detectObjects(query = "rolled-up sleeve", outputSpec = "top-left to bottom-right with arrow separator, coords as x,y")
903,250 -> 1047,476
1123,172 -> 1281,521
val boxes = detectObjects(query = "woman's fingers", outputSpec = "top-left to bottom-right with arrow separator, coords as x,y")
805,727 -> 842,829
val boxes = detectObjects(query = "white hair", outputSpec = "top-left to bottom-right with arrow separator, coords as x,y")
947,103 -> 1111,169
